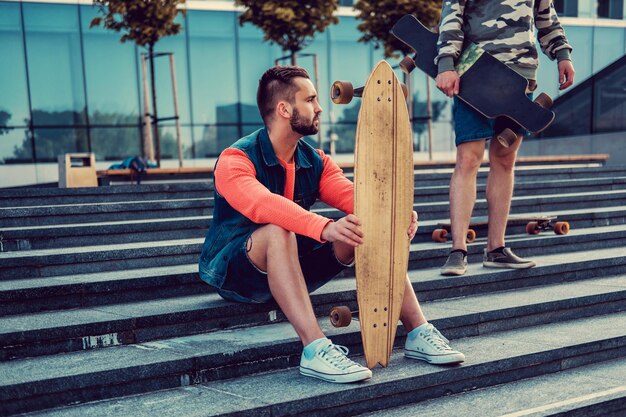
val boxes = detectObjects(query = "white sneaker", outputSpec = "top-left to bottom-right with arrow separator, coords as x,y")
299,339 -> 372,383
404,323 -> 465,365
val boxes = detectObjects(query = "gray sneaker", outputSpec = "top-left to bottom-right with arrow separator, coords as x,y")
440,251 -> 468,276
483,247 -> 536,269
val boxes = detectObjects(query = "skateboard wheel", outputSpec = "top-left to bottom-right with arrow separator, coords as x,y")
466,229 -> 476,243
554,221 -> 570,235
329,305 -> 352,327
400,83 -> 409,99
399,56 -> 416,74
534,92 -> 553,109
496,128 -> 518,148
331,81 -> 354,105
526,221 -> 541,235
432,228 -> 448,243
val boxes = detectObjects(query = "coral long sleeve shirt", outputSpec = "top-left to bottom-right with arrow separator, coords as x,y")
214,147 -> 353,242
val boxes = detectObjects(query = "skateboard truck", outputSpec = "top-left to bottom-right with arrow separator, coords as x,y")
331,80 -> 408,105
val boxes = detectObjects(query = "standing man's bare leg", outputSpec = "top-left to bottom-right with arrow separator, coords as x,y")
449,140 -> 486,251
441,140 -> 486,276
483,134 -> 535,269
485,135 -> 522,251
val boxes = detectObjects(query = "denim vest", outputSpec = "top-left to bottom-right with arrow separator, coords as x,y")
198,128 -> 324,289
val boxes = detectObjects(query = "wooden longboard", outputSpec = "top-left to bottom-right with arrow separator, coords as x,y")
354,60 -> 414,368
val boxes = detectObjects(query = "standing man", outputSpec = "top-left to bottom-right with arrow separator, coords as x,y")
199,66 -> 464,384
436,0 -> 575,275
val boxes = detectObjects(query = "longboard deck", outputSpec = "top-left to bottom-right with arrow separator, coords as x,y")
354,60 -> 414,368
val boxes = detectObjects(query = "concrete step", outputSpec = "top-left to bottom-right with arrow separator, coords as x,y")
2,244 -> 625,317
2,165 -> 623,208
2,185 -> 625,233
355,358 -> 626,417
3,199 -> 625,253
2,312 -> 625,415
0,198 -> 214,228
2,222 -> 626,280
2,254 -> 625,360
3,173 -> 624,211
0,216 -> 209,252
0,183 -> 213,208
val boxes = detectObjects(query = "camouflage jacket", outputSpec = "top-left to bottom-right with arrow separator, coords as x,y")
436,0 -> 573,80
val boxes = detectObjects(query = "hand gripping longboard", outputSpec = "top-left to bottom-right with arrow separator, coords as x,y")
391,14 -> 555,145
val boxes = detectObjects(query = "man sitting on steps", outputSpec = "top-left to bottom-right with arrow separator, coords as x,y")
198,65 -> 464,384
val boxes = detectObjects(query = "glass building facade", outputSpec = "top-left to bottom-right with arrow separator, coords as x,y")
0,0 -> 625,171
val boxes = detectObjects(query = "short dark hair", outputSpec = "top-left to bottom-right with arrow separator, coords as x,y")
257,66 -> 310,124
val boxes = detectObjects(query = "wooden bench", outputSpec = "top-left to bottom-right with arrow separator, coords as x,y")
97,167 -> 214,185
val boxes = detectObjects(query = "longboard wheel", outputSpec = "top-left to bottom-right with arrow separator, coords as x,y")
400,83 -> 409,99
534,92 -> 553,109
331,81 -> 354,105
432,228 -> 448,242
329,305 -> 352,327
496,128 -> 518,148
554,221 -> 570,235
526,221 -> 541,235
399,56 -> 416,74
466,229 -> 476,243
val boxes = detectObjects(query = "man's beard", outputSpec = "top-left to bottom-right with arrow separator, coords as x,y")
290,107 -> 319,136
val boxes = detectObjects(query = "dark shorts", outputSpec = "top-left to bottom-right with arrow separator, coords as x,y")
216,234 -> 351,304
453,94 -> 532,146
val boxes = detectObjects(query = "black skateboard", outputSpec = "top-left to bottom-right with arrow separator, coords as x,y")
432,215 -> 570,243
391,14 -> 555,147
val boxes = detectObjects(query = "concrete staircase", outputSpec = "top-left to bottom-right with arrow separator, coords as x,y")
1,162 -> 625,416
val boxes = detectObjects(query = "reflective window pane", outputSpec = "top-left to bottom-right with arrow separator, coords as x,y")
194,125 -> 239,158
543,84 -> 592,136
0,2 -> 30,127
155,125 -> 193,160
238,23 -> 281,124
90,127 -> 142,161
594,63 -> 626,133
0,128 -> 31,164
23,3 -> 86,126
188,11 -> 238,125
153,14 -> 191,125
80,5 -> 140,126
329,17 -> 371,125
33,127 -> 89,162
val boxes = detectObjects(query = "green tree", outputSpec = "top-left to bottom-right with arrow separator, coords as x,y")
0,110 -> 11,136
90,0 -> 186,166
234,0 -> 339,64
353,0 -> 440,58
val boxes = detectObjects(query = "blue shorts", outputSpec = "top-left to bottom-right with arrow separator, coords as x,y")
216,234 -> 351,304
453,95 -> 531,146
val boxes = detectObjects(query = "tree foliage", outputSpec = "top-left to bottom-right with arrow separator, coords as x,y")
90,0 -> 186,48
0,110 -> 11,136
235,0 -> 339,60
354,0 -> 441,58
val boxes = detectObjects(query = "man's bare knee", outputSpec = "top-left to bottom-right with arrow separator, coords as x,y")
263,224 -> 296,246
490,151 -> 517,172
456,142 -> 485,174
